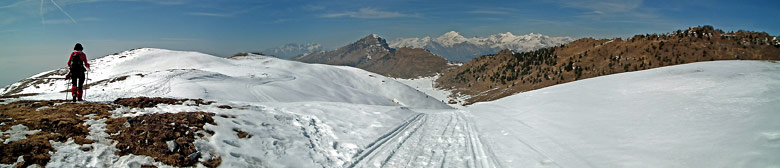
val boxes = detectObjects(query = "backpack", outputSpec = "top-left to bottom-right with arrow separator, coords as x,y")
70,51 -> 86,72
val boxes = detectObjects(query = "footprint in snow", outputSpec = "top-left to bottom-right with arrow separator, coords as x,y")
223,139 -> 241,148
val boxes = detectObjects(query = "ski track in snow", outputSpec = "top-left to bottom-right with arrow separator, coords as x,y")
349,110 -> 500,168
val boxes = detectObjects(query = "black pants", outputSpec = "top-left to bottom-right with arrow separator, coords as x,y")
71,70 -> 85,92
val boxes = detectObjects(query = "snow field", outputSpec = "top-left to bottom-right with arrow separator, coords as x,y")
467,60 -> 780,167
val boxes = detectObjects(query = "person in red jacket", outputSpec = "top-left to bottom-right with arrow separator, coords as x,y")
67,43 -> 90,101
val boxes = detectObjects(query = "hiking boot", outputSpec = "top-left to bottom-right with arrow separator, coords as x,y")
71,86 -> 78,102
77,88 -> 84,101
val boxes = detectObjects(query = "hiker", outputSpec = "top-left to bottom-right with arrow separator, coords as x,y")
67,43 -> 90,101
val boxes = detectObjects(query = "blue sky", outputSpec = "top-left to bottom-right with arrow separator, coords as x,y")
1,0 -> 778,87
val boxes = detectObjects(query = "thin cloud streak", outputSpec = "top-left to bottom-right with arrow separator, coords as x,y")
160,37 -> 200,41
42,17 -> 100,24
49,0 -> 77,24
468,10 -> 509,15
40,0 -> 45,25
321,8 -> 419,19
187,12 -> 232,17
186,5 -> 264,18
555,0 -> 643,13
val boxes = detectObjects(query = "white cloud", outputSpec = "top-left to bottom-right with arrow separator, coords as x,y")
321,8 -> 419,19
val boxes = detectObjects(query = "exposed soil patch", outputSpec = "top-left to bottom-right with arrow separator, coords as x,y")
217,105 -> 232,109
113,97 -> 213,108
200,156 -> 222,168
0,100 -> 114,166
110,76 -> 129,83
233,128 -> 251,139
0,93 -> 40,99
84,75 -> 131,89
228,52 -> 263,59
105,112 -> 218,167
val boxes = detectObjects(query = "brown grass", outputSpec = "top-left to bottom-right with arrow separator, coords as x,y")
1,98 -> 223,167
105,112 -> 217,167
113,97 -> 212,108
0,100 -> 114,166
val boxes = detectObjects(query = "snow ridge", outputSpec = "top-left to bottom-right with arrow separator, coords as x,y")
1,48 -> 451,109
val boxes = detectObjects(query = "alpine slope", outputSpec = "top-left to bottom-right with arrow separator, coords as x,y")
1,48 -> 778,167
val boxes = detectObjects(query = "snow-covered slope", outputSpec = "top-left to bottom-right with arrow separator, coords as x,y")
392,74 -> 468,108
3,48 -> 777,167
466,60 -> 780,167
390,31 -> 574,62
0,48 -> 450,109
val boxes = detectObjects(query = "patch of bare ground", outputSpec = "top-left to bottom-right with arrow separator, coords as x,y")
105,112 -> 220,167
0,93 -> 40,99
0,100 -> 114,167
113,97 -> 213,108
233,128 -> 251,139
217,105 -> 232,109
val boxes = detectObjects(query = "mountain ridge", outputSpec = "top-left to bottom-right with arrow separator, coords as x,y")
295,34 -> 451,79
262,43 -> 323,59
390,31 -> 574,62
436,26 -> 780,105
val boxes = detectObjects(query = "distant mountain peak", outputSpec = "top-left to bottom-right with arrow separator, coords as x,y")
442,31 -> 462,37
436,31 -> 468,47
295,34 -> 449,78
496,32 -> 514,37
357,34 -> 391,51
262,43 -> 323,59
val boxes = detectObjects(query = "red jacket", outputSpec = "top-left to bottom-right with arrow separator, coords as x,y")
67,51 -> 90,69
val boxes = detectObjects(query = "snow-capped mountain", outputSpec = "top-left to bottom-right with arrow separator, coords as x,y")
262,43 -> 322,59
390,31 -> 574,62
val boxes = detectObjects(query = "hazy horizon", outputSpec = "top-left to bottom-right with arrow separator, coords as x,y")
2,0 -> 779,87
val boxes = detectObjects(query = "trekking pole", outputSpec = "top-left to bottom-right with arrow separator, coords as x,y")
84,71 -> 88,100
66,80 -> 69,100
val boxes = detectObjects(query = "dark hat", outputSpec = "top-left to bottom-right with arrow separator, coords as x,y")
74,43 -> 83,51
